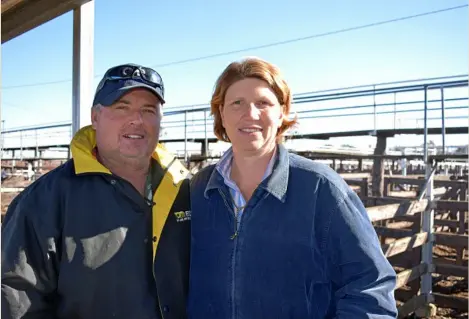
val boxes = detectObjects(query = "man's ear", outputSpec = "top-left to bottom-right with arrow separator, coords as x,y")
91,107 -> 99,129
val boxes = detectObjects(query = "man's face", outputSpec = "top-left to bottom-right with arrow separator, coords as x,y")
221,78 -> 284,155
91,88 -> 162,163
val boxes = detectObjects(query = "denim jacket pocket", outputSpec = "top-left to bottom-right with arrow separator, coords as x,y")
307,278 -> 332,318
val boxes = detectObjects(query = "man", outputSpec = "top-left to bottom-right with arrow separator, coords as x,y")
2,64 -> 191,319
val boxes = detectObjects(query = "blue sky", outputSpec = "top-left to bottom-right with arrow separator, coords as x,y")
1,0 -> 468,150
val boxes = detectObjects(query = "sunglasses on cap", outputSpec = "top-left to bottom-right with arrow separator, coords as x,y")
95,64 -> 164,96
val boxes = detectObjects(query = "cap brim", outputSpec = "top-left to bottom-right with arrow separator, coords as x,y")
99,83 -> 165,106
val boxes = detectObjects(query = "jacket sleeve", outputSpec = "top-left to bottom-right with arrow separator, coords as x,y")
325,189 -> 398,318
1,189 -> 59,319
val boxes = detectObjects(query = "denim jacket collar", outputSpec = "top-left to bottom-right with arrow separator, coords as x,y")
204,143 -> 289,203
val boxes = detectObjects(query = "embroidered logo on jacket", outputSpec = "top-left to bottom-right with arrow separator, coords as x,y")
174,210 -> 191,222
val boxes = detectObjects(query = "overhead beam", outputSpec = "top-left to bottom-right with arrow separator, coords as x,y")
2,0 -> 91,44
1,0 -> 26,14
295,127 -> 469,140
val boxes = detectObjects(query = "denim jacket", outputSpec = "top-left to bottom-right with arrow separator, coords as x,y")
188,144 -> 397,318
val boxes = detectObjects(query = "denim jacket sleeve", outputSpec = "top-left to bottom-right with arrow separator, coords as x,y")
324,187 -> 398,318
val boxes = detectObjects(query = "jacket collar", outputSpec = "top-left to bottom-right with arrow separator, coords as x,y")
204,143 -> 289,203
70,125 -> 187,183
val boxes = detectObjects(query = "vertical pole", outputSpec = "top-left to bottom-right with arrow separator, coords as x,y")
72,1 -> 95,135
1,120 -> 5,151
35,129 -> 39,158
440,86 -> 445,155
373,85 -> 377,131
421,161 -> 435,296
204,110 -> 208,156
184,111 -> 188,163
393,92 -> 397,129
423,86 -> 428,164
68,125 -> 72,159
421,84 -> 434,301
371,135 -> 386,197
20,131 -> 23,160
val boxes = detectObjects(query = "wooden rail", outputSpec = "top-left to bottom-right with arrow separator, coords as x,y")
365,177 -> 468,317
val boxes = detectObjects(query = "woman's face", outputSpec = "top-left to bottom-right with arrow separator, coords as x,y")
221,78 -> 284,155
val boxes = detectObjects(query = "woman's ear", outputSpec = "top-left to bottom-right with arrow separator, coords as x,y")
279,105 -> 286,127
219,105 -> 225,128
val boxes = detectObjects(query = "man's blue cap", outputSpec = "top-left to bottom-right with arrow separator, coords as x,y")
92,64 -> 165,106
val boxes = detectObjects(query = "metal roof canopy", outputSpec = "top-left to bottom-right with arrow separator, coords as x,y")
1,0 -> 95,134
2,0 -> 90,43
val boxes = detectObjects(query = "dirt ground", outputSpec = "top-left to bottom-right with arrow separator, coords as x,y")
1,172 -> 467,318
1,191 -> 19,215
431,245 -> 468,319
385,216 -> 468,318
1,176 -> 32,216
395,248 -> 468,319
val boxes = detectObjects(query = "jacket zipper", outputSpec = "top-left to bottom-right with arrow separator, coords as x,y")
218,189 -> 270,319
218,189 -> 240,319
152,266 -> 165,319
82,170 -> 166,317
218,189 -> 238,239
146,191 -> 165,319
111,174 -> 165,319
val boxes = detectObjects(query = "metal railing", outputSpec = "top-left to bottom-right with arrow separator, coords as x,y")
1,75 -> 467,160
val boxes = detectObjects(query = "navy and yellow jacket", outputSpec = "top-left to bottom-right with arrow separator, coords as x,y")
1,125 -> 191,319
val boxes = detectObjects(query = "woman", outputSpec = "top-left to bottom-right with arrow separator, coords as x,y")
188,57 -> 397,318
